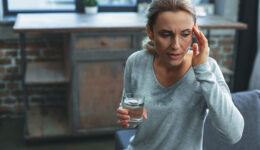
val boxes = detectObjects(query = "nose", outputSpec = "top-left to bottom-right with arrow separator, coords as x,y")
171,36 -> 180,50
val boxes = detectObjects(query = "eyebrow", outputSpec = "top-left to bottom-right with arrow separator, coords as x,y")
158,28 -> 192,33
181,29 -> 192,32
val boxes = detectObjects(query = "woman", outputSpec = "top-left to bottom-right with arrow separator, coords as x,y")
116,0 -> 244,149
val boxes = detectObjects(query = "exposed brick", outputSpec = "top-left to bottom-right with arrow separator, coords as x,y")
43,49 -> 62,57
6,67 -> 18,73
227,54 -> 233,59
224,35 -> 232,38
224,47 -> 232,52
8,83 -> 19,89
48,42 -> 63,49
211,54 -> 223,59
12,90 -> 23,96
0,67 -> 4,73
28,105 -> 38,110
33,58 -> 63,62
1,75 -> 21,80
14,105 -> 24,111
0,58 -> 11,64
4,98 -> 16,104
209,41 -> 215,45
27,85 -> 40,88
0,40 -> 19,49
211,48 -> 219,53
0,106 -> 11,113
28,89 -> 45,95
0,84 -> 5,89
25,42 -> 62,49
31,98 -> 44,103
219,40 -> 234,45
211,35 -> 221,38
16,59 -> 21,65
26,49 -> 39,56
17,98 -> 24,103
5,51 -> 18,57
26,42 -> 46,49
227,66 -> 233,70
0,91 -> 9,97
223,61 -> 233,66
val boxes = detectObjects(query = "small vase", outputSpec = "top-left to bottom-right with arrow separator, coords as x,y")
84,6 -> 98,14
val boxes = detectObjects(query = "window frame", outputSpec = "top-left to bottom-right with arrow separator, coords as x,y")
2,0 -> 140,16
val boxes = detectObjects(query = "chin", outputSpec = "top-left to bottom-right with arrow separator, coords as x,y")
169,59 -> 184,68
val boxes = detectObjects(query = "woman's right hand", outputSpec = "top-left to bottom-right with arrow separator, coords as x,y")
116,108 -> 148,128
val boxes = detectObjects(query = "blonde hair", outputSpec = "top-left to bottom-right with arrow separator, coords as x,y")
143,0 -> 196,54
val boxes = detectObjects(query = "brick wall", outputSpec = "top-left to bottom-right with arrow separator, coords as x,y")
208,32 -> 235,70
0,34 -> 67,114
0,29 -> 237,114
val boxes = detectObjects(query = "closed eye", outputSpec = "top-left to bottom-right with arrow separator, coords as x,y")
182,33 -> 190,37
161,33 -> 171,37
181,30 -> 191,37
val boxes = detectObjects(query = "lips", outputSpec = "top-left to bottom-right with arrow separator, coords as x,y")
167,53 -> 180,60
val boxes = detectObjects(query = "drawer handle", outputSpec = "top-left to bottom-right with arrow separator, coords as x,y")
101,40 -> 108,46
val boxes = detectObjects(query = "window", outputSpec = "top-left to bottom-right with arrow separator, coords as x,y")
7,0 -> 76,11
98,0 -> 137,12
99,0 -> 137,6
2,0 -> 142,16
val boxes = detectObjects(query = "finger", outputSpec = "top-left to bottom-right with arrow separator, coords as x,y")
118,121 -> 130,128
199,31 -> 208,48
117,108 -> 128,115
193,24 -> 202,45
123,124 -> 130,128
117,113 -> 130,120
117,120 -> 129,126
192,43 -> 199,56
143,108 -> 148,119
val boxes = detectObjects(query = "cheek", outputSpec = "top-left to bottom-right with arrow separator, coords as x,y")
155,37 -> 171,49
180,36 -> 192,49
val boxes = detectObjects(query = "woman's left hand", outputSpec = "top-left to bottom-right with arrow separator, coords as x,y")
192,23 -> 210,67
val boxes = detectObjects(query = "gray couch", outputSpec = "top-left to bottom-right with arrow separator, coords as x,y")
115,90 -> 260,150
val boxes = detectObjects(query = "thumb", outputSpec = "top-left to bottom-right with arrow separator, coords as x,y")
143,108 -> 148,119
192,43 -> 199,56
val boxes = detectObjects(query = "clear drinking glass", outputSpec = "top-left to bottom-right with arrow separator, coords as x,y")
122,93 -> 145,123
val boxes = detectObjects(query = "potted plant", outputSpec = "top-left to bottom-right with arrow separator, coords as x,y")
83,0 -> 98,14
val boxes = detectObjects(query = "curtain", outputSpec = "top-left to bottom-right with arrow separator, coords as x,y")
233,0 -> 258,92
249,0 -> 260,90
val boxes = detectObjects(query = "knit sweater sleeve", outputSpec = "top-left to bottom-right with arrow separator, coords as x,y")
193,58 -> 244,144
119,52 -> 138,108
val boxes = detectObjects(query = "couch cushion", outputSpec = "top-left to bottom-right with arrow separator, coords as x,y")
203,90 -> 260,150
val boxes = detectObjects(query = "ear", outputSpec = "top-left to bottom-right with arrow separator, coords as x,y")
146,24 -> 154,41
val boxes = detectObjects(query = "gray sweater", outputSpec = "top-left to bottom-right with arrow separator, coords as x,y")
121,50 -> 244,150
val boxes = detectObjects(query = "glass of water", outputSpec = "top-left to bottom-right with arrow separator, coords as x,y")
122,93 -> 145,123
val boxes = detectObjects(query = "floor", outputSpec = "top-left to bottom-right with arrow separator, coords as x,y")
0,115 -> 115,150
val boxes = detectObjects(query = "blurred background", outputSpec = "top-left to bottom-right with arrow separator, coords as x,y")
0,0 -> 259,149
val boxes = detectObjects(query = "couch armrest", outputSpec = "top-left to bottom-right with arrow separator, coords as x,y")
203,90 -> 260,150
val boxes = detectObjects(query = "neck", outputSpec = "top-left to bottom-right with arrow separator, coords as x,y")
154,55 -> 187,74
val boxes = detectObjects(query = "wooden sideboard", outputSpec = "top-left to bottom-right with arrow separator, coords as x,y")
13,12 -> 247,139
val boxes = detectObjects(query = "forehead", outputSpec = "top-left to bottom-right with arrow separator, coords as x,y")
154,11 -> 194,31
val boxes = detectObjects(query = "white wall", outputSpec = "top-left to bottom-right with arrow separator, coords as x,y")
0,0 -> 3,20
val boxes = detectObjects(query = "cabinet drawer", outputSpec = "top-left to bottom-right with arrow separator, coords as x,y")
75,35 -> 133,50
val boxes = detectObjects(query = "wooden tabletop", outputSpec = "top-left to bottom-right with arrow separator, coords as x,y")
13,12 -> 247,33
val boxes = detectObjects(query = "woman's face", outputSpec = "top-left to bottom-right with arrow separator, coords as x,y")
147,11 -> 194,68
